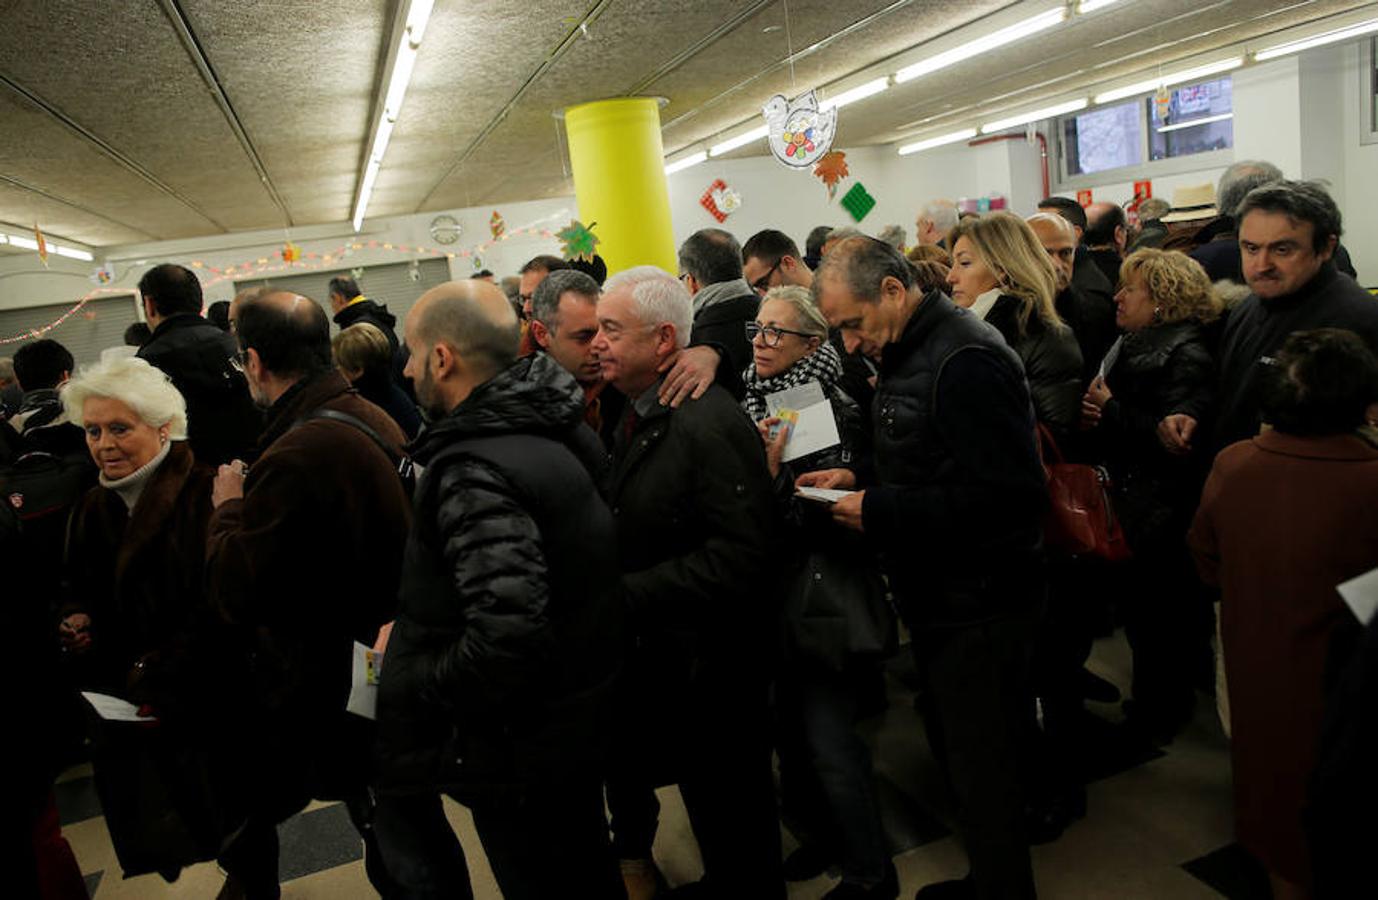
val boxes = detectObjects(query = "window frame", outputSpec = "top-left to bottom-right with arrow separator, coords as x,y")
1053,76 -> 1236,192
1362,37 -> 1378,146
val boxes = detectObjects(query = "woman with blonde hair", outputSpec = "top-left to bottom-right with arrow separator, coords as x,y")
947,212 -> 1083,433
333,322 -> 421,439
1082,248 -> 1218,744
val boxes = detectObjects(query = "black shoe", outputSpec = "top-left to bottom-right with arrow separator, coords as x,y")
913,876 -> 974,900
824,862 -> 900,899
783,844 -> 835,881
1025,786 -> 1088,845
1079,668 -> 1121,703
1122,698 -> 1192,746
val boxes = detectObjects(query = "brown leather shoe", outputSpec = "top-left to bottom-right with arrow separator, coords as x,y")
621,858 -> 665,900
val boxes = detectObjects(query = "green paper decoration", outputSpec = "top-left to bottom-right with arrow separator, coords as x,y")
557,219 -> 600,262
840,183 -> 876,222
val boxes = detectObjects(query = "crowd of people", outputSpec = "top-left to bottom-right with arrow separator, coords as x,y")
5,164 -> 1378,900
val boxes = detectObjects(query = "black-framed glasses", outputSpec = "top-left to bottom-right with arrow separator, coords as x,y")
746,321 -> 814,347
751,258 -> 783,296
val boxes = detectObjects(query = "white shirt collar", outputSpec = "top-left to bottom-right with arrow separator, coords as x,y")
968,288 -> 1003,322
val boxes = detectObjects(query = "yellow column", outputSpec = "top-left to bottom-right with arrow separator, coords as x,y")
563,98 -> 677,276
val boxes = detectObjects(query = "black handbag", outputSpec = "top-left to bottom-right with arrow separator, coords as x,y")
783,549 -> 898,672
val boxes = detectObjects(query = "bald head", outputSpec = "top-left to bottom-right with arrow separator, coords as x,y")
1027,214 -> 1077,291
235,290 -> 332,379
1084,201 -> 1127,250
408,279 -> 520,382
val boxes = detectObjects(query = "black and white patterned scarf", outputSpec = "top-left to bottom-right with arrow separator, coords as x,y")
741,341 -> 843,422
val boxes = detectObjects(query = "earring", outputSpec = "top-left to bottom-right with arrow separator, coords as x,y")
1152,306 -> 1163,322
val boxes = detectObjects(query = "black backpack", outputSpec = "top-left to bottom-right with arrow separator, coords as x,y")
1,449 -> 97,574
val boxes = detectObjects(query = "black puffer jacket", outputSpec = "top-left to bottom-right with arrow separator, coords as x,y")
1095,321 -> 1214,552
1055,285 -> 1117,388
377,357 -> 624,795
985,295 -> 1084,435
138,314 -> 261,464
335,298 -> 411,391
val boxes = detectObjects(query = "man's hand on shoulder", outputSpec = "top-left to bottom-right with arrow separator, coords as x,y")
657,345 -> 720,408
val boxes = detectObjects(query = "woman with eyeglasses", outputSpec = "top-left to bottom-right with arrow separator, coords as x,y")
742,286 -> 898,898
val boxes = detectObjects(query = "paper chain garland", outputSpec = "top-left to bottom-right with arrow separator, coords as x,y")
0,225 -> 559,347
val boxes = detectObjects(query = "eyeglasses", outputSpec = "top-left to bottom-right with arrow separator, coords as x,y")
751,258 -> 783,296
746,321 -> 815,347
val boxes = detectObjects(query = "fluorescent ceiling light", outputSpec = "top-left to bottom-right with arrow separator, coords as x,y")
664,152 -> 708,175
8,235 -> 39,250
709,125 -> 769,157
898,128 -> 978,155
1093,57 -> 1244,104
1157,112 -> 1233,133
351,0 -> 434,232
895,7 -> 1066,84
1255,18 -> 1378,61
1078,0 -> 1123,12
981,98 -> 1088,134
0,234 -> 7,245
53,245 -> 95,261
820,78 -> 890,111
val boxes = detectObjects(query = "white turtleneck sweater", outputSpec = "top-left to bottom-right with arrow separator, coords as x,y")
100,440 -> 172,512
969,287 -> 1003,322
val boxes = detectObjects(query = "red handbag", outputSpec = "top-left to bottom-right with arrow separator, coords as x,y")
1036,423 -> 1132,562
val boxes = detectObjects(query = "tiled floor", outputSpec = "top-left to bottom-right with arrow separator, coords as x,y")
55,630 -> 1264,898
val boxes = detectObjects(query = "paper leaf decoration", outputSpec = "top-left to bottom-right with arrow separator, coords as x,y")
762,90 -> 837,170
813,151 -> 849,200
840,182 -> 876,223
557,219 -> 600,262
34,223 -> 48,268
280,241 -> 302,264
490,210 -> 506,239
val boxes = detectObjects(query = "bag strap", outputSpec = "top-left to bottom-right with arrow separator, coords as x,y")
1035,420 -> 1065,466
292,408 -> 415,484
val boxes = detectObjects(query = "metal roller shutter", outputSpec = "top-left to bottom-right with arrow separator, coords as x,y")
234,259 -> 450,333
0,293 -> 142,368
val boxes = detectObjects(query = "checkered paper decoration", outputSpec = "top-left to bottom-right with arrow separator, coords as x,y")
840,182 -> 876,222
700,179 -> 730,223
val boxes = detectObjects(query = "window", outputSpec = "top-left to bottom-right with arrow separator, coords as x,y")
1064,100 -> 1143,175
1148,77 -> 1233,160
1364,38 -> 1378,146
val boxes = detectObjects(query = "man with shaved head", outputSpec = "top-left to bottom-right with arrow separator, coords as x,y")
373,279 -> 625,898
1028,213 -> 1117,386
1037,197 -> 1117,325
1084,201 -> 1128,288
806,236 -> 1046,900
207,289 -> 412,899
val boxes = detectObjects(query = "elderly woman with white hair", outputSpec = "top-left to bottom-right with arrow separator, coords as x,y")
744,285 -> 897,897
58,356 -> 251,876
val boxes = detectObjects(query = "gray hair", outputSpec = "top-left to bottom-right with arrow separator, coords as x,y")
822,227 -> 866,254
919,199 -> 959,233
677,228 -> 743,286
603,265 -> 694,349
814,236 -> 916,304
761,285 -> 828,338
61,355 -> 188,439
1218,160 -> 1284,218
876,225 -> 906,250
532,269 -> 600,331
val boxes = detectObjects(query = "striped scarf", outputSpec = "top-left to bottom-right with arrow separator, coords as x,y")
741,342 -> 843,422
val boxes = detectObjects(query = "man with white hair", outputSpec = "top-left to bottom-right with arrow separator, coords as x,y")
915,198 -> 959,248
594,266 -> 784,899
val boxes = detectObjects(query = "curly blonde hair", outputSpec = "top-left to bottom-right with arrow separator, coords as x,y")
1119,249 -> 1221,324
949,212 -> 1063,335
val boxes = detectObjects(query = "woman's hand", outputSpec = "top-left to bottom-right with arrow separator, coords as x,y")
59,613 -> 92,653
795,468 -> 857,491
756,417 -> 790,480
1085,375 -> 1112,408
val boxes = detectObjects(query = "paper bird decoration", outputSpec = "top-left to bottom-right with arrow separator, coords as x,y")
813,151 -> 849,200
490,210 -> 506,240
89,262 -> 116,285
557,220 -> 600,263
840,182 -> 876,223
34,223 -> 48,268
763,90 -> 837,170
280,241 -> 302,265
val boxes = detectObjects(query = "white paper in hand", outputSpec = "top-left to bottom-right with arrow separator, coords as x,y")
766,381 -> 841,463
81,691 -> 157,723
796,486 -> 854,504
347,642 -> 384,720
1337,567 -> 1378,626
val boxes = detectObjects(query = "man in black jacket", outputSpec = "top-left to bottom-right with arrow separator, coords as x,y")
136,264 -> 260,464
1160,181 -> 1378,457
1029,213 -> 1117,388
593,265 -> 784,899
677,228 -> 759,398
1039,196 -> 1117,322
806,237 -> 1046,900
373,279 -> 624,899
1084,202 -> 1127,289
329,275 -> 413,393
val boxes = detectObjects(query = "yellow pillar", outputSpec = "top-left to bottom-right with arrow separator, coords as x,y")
563,98 -> 677,276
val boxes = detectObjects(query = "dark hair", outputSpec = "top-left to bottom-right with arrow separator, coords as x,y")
1084,205 -> 1127,246
567,254 -> 608,286
12,339 -> 74,391
907,258 -> 952,295
805,226 -> 833,260
123,322 -> 152,347
814,236 -> 916,304
1260,328 -> 1378,436
1237,180 -> 1343,253
328,276 -> 361,300
520,255 -> 571,276
475,269 -> 494,278
137,264 -> 203,317
1038,196 -> 1089,234
532,269 -> 600,330
678,228 -> 743,285
236,294 -> 333,378
742,229 -> 801,267
206,300 -> 231,332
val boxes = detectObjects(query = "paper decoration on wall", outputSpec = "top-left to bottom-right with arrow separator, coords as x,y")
699,179 -> 741,223
280,241 -> 302,264
840,182 -> 876,223
90,262 -> 116,285
351,267 -> 365,280
34,223 -> 48,268
813,151 -> 849,201
557,219 -> 600,262
763,90 -> 837,170
1154,86 -> 1171,121
490,210 -> 506,239
408,260 -> 421,283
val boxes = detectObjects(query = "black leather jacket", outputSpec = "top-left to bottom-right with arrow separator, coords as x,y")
985,295 -> 1084,436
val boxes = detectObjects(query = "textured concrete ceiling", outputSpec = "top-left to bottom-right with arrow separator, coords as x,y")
0,0 -> 1370,249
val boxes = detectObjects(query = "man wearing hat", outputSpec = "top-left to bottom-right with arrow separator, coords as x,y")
1128,198 -> 1171,252
1157,183 -> 1220,252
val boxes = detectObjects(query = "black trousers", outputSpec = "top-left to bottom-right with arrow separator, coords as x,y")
373,778 -> 622,900
1121,542 -> 1213,726
913,608 -> 1040,900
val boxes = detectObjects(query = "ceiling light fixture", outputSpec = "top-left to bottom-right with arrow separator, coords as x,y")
664,152 -> 708,176
352,0 -> 435,232
1077,0 -> 1124,13
7,235 -> 39,250
1157,112 -> 1234,133
820,77 -> 891,111
1255,18 -> 1378,61
980,98 -> 1088,134
894,7 -> 1067,84
898,127 -> 979,156
1093,57 -> 1244,105
709,125 -> 770,157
